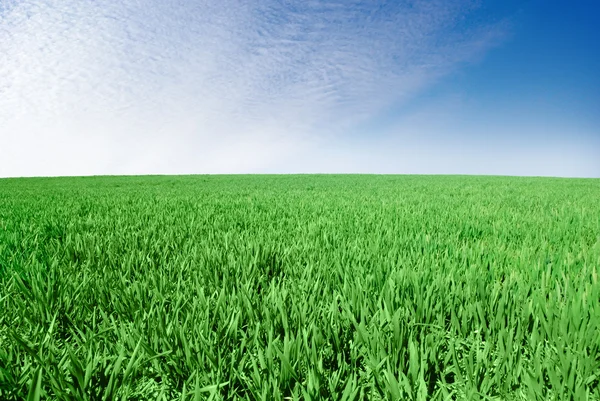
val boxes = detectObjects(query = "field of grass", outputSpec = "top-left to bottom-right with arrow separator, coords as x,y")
0,175 -> 599,400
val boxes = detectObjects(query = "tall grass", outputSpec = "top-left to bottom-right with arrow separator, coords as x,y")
0,175 -> 599,400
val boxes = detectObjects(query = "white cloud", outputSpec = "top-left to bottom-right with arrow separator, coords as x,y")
0,0 -> 508,177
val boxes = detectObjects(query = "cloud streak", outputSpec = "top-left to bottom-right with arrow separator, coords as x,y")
1,0 -> 507,176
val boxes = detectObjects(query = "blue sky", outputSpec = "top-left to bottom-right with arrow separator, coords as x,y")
1,0 -> 598,177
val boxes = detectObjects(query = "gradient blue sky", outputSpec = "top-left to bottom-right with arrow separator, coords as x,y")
1,0 -> 598,177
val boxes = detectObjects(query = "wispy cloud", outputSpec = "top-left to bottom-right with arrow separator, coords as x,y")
0,0 -> 507,176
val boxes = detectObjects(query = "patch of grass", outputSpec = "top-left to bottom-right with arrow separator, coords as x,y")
0,175 -> 599,400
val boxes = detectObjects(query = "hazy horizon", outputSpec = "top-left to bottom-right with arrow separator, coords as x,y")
1,0 -> 599,178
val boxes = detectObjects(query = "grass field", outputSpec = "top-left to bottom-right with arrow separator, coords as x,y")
0,175 -> 599,400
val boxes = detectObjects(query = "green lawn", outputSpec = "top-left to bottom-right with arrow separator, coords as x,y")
1,175 -> 599,400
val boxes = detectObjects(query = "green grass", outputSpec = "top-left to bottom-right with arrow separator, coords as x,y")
0,174 -> 599,400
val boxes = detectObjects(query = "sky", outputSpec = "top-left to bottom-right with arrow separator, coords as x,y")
0,0 -> 598,178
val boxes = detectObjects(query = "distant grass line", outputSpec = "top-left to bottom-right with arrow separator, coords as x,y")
0,175 -> 599,400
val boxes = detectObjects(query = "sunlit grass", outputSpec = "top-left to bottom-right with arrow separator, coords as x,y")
1,175 -> 599,400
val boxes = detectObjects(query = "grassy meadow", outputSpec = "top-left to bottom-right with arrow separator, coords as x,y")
0,174 -> 599,400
